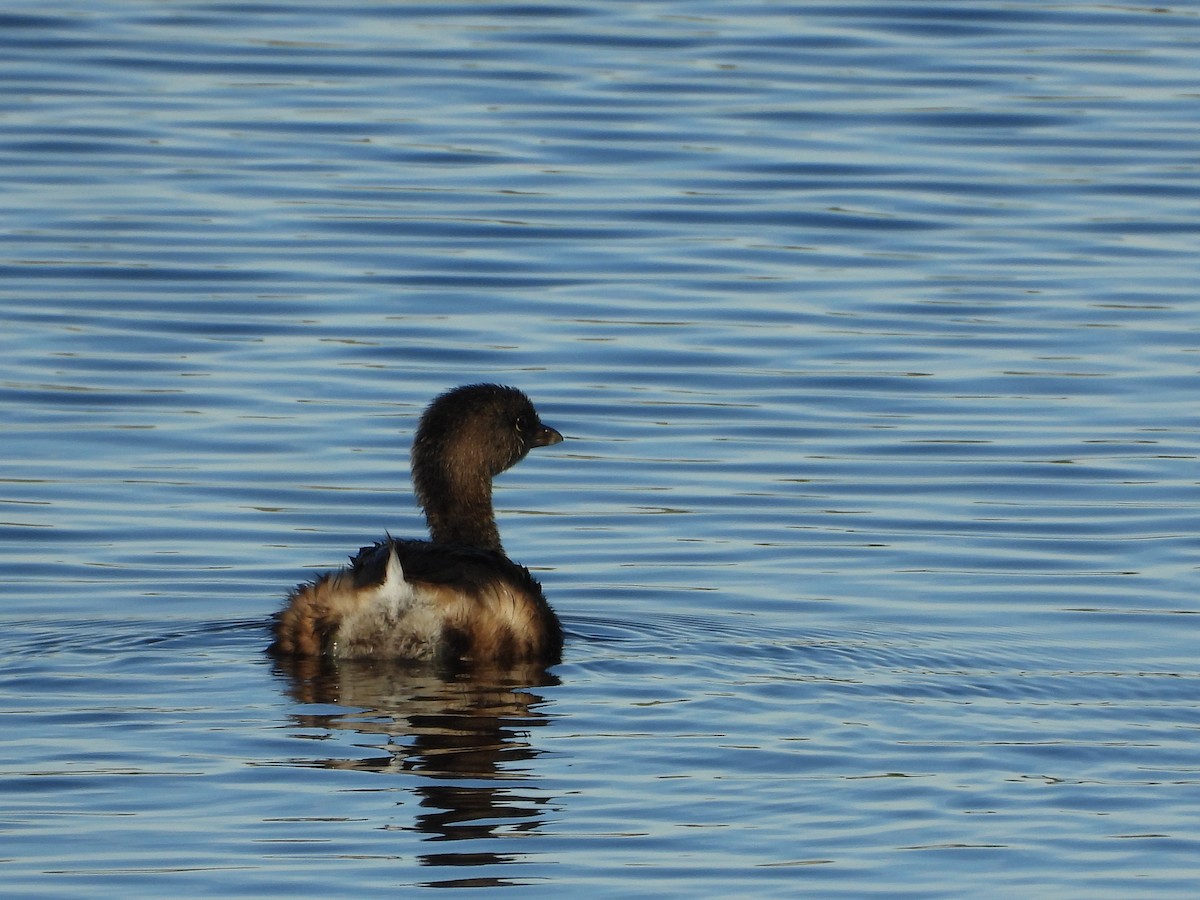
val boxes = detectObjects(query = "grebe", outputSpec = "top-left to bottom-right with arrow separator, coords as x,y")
270,384 -> 563,664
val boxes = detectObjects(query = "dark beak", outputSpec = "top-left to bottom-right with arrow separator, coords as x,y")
532,423 -> 563,448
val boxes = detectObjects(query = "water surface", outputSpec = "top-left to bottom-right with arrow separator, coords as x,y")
2,1 -> 1198,896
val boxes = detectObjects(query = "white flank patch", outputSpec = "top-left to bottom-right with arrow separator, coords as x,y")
372,545 -> 416,614
333,545 -> 444,658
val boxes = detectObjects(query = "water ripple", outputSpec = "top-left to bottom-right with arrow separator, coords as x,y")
2,1 -> 1198,896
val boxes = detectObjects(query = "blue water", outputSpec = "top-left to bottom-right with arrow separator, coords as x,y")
2,1 -> 1198,896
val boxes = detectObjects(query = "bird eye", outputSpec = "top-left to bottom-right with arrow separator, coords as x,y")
514,415 -> 531,434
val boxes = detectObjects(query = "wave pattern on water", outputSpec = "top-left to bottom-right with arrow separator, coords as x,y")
1,1 -> 1198,897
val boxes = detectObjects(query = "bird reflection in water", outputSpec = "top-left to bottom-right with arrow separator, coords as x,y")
273,656 -> 559,887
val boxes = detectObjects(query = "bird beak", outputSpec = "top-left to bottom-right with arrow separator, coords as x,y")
532,424 -> 563,447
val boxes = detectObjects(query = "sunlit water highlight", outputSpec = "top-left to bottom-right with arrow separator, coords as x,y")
2,2 -> 1198,896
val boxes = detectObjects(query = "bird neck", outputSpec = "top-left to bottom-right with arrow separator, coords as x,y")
415,461 -> 504,553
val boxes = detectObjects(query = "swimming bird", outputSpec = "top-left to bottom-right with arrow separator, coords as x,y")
270,384 -> 563,664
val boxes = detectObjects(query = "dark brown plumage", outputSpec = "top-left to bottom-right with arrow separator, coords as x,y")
270,384 -> 563,665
